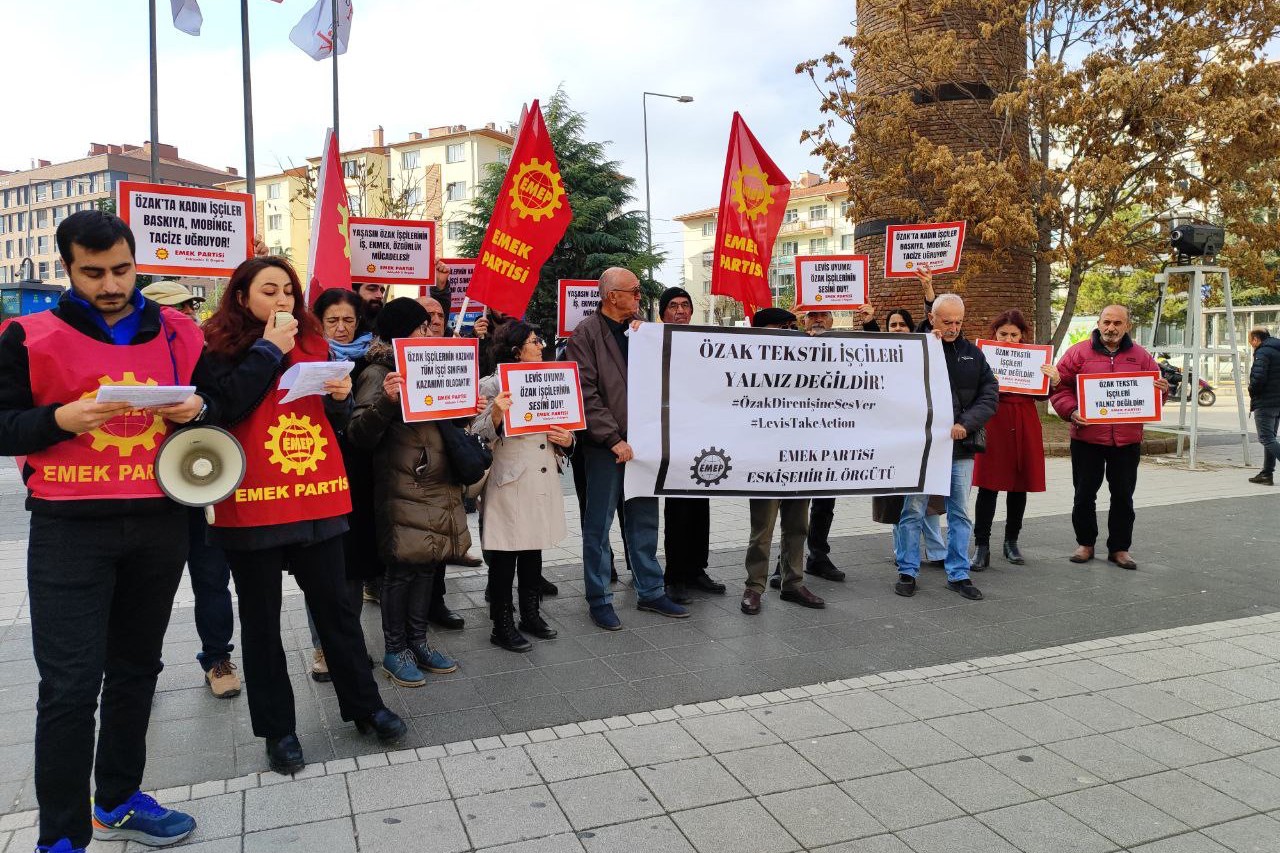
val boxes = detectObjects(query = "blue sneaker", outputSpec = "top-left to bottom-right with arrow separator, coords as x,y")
36,840 -> 84,853
637,594 -> 690,619
381,649 -> 426,687
411,641 -> 459,674
589,603 -> 623,631
91,791 -> 196,846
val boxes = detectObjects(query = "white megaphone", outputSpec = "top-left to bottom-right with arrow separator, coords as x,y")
155,426 -> 247,523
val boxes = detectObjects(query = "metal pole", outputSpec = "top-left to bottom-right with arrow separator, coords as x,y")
148,0 -> 159,183
240,0 -> 256,194
1188,268 -> 1202,469
643,93 -> 652,264
331,0 -> 340,145
1221,268 -> 1252,466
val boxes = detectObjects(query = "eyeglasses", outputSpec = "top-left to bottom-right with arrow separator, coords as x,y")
612,287 -> 642,297
526,336 -> 545,348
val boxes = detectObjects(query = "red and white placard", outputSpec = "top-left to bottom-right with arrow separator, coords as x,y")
793,254 -> 868,312
976,340 -> 1055,395
393,338 -> 480,423
498,361 -> 586,436
557,279 -> 600,338
118,181 -> 254,278
349,217 -> 435,286
884,221 -> 966,278
435,258 -> 487,314
1075,371 -> 1163,424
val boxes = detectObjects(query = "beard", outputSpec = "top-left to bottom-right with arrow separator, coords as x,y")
364,300 -> 383,319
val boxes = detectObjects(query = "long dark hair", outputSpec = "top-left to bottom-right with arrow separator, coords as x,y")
203,256 -> 324,357
988,308 -> 1031,340
885,307 -> 915,330
491,320 -> 539,368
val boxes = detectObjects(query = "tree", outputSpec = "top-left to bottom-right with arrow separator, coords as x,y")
289,159 -> 442,221
799,0 -> 1280,348
456,88 -> 662,341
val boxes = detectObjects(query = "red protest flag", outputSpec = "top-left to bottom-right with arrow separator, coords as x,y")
466,100 -> 572,318
710,113 -> 790,316
305,128 -> 353,304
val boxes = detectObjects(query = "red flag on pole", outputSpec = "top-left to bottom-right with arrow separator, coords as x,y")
465,100 -> 572,318
305,128 -> 353,304
710,113 -> 790,317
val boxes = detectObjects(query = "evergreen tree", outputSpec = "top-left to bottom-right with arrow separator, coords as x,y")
457,88 -> 663,341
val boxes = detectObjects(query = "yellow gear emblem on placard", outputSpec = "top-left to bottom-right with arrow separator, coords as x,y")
264,413 -> 328,475
82,372 -> 167,457
523,412 -> 533,422
366,264 -> 376,274
424,395 -> 434,406
1097,408 -> 1107,416
814,293 -> 824,302
155,248 -> 169,260
732,165 -> 773,220
509,158 -> 566,222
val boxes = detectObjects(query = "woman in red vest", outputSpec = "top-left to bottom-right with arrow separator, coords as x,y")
971,309 -> 1059,569
195,257 -> 406,776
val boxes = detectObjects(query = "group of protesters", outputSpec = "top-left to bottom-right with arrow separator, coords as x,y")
0,209 -> 1175,852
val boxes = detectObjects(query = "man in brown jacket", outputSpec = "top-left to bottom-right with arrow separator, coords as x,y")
567,268 -> 689,630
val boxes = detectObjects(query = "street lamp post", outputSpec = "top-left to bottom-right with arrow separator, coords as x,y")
642,91 -> 693,306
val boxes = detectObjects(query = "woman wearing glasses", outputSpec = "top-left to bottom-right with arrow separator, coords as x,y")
470,321 -> 572,651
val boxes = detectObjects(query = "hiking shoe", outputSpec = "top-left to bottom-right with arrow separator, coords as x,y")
381,650 -> 426,687
893,573 -> 916,597
589,603 -> 622,631
204,659 -> 241,699
947,579 -> 984,600
310,648 -> 331,682
92,791 -> 195,846
637,594 -> 690,619
1248,472 -> 1273,485
411,641 -> 459,674
36,840 -> 84,853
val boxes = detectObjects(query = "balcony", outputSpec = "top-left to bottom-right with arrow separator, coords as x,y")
778,219 -> 834,237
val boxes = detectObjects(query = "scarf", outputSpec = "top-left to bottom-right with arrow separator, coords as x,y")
328,332 -> 373,362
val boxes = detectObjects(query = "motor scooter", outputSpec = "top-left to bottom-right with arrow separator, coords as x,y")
1157,354 -> 1216,406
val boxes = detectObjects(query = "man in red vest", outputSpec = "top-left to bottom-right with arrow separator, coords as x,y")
0,211 -> 204,852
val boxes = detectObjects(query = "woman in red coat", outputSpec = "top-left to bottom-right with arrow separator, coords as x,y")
971,309 -> 1060,569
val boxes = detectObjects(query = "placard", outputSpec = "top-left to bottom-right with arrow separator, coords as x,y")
557,279 -> 600,338
438,258 -> 483,313
349,217 -> 435,285
392,338 -> 480,423
624,325 -> 954,498
498,361 -> 586,436
118,182 -> 254,278
884,221 -> 966,278
976,340 -> 1054,395
794,254 -> 869,311
1076,371 -> 1162,424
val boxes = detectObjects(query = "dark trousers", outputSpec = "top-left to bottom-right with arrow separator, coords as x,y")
973,489 -> 1028,547
429,564 -> 449,614
807,497 -> 836,561
571,447 -> 631,574
1070,439 -> 1141,553
187,508 -> 235,670
28,508 -> 187,849
382,563 -> 435,654
228,536 -> 383,739
663,497 -> 709,585
484,550 -> 542,607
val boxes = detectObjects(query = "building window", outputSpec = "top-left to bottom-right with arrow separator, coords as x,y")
446,181 -> 467,202
841,234 -> 855,250
342,160 -> 361,179
4,241 -> 11,259
783,208 -> 798,224
839,200 -> 852,218
36,209 -> 48,229
91,173 -> 106,193
54,260 -> 65,279
445,221 -> 465,240
347,193 -> 361,215
701,249 -> 714,269
809,205 -> 827,221
0,189 -> 7,208
52,181 -> 65,200
37,236 -> 49,255
267,183 -> 280,200
34,183 -> 48,202
53,206 -> 65,226
498,147 -> 512,165
16,213 -> 26,232
809,238 -> 828,253
268,214 -> 283,231
779,241 -> 798,258
38,261 -> 48,279
701,220 -> 716,237
401,150 -> 420,170
405,187 -> 423,207
446,143 -> 466,164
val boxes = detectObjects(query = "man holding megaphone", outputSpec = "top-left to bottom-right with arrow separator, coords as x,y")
0,211 -> 206,852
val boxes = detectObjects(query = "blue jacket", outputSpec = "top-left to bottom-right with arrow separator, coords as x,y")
1249,337 -> 1280,411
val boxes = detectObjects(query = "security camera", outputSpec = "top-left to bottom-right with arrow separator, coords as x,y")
1170,223 -> 1224,262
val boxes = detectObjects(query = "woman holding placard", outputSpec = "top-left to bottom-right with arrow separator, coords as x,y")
470,321 -> 572,652
971,309 -> 1059,569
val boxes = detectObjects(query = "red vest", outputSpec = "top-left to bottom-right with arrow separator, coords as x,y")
212,339 -> 352,527
20,307 -> 203,501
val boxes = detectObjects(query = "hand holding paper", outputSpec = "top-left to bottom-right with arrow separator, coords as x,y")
278,361 -> 354,404
95,385 -> 197,408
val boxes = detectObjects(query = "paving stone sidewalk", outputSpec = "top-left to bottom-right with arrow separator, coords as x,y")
5,612 -> 1280,852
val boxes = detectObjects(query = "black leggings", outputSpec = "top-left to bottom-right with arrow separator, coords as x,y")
381,563 -> 436,654
484,549 -> 543,607
973,488 -> 1028,547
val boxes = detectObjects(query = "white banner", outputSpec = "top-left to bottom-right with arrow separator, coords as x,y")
625,325 -> 953,498
349,218 -> 434,285
976,340 -> 1053,395
118,182 -> 253,278
1076,371 -> 1162,424
794,255 -> 868,311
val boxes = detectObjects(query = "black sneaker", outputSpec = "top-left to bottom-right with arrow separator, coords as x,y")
1248,472 -> 1273,485
805,558 -> 846,582
893,573 -> 916,597
947,579 -> 984,600
768,569 -> 781,590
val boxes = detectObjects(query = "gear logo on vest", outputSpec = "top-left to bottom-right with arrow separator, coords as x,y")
81,372 -> 167,456
264,413 -> 328,475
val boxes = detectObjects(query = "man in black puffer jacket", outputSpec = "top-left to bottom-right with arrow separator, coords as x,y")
1247,327 -> 1280,485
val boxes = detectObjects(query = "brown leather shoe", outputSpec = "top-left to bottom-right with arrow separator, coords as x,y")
1068,546 -> 1095,564
779,585 -> 826,609
740,589 -> 761,615
205,659 -> 242,698
1108,551 -> 1138,570
448,552 -> 484,568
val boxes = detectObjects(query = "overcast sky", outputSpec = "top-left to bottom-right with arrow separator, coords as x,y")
7,0 -> 853,284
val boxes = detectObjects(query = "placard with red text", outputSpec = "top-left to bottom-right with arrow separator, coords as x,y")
118,181 -> 254,278
349,217 -> 435,285
498,362 -> 586,436
1076,371 -> 1162,424
884,221 -> 966,278
557,280 -> 600,338
976,340 -> 1054,395
393,338 -> 479,423
794,254 -> 868,311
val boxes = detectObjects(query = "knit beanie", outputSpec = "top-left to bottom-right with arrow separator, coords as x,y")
658,286 -> 693,319
375,297 -> 430,340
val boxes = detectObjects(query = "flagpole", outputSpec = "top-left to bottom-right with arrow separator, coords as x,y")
148,0 -> 159,183
240,0 -> 256,194
331,0 -> 340,145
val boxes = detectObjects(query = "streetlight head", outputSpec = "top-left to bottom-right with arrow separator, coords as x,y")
677,95 -> 694,103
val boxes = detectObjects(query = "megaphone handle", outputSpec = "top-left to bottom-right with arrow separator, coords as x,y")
205,504 -> 216,525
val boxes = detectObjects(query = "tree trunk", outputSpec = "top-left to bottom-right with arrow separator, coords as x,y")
1051,264 -> 1086,350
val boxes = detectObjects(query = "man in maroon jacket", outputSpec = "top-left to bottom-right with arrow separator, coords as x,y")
1051,305 -> 1168,570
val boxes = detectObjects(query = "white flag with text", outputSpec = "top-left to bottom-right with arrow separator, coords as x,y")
289,0 -> 353,60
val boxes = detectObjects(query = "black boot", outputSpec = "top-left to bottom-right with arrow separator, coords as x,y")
971,545 -> 990,572
355,708 -> 408,742
517,592 -> 558,640
428,565 -> 465,629
1003,540 -> 1025,565
490,603 -> 532,652
265,734 -> 305,775
538,576 -> 559,596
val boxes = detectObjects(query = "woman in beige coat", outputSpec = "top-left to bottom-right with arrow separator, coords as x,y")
471,321 -> 573,652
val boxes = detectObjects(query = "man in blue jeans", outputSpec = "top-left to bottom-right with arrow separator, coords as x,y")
567,268 -> 688,630
187,508 -> 242,697
1248,327 -> 1280,486
893,294 -> 999,601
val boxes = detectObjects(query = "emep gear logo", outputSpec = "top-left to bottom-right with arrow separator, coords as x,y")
509,158 -> 566,222
81,372 -> 167,456
155,248 -> 170,261
732,165 -> 773,220
264,413 -> 328,475
690,447 -> 732,487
